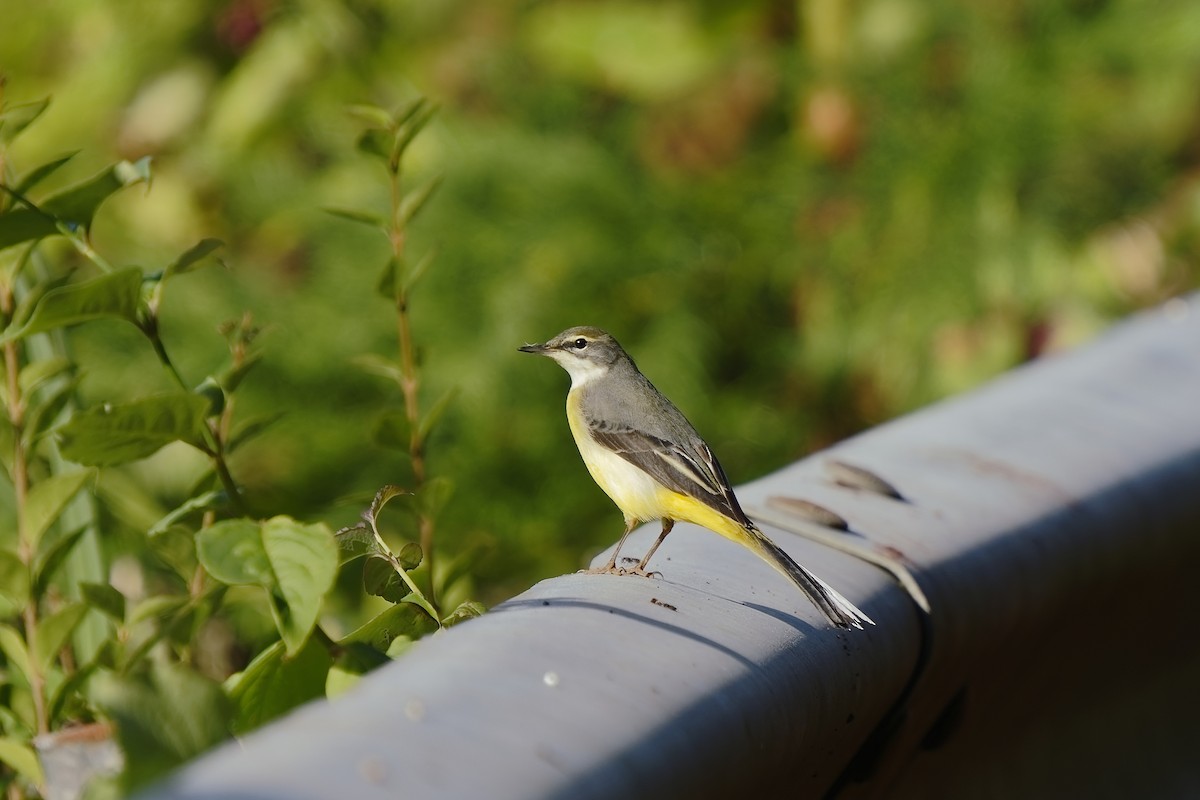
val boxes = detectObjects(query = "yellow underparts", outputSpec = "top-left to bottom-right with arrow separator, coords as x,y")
566,389 -> 756,552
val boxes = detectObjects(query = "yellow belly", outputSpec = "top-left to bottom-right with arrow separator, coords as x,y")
565,389 -> 748,543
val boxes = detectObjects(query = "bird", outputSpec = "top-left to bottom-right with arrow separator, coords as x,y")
519,326 -> 873,630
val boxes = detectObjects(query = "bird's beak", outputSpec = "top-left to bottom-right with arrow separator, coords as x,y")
518,342 -> 550,354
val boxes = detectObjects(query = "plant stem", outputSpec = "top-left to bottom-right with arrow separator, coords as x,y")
1,286 -> 48,736
387,164 -> 437,610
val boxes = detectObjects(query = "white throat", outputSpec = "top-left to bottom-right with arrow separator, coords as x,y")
548,351 -> 608,388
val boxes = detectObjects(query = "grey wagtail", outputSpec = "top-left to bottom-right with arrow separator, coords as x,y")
520,326 -> 873,630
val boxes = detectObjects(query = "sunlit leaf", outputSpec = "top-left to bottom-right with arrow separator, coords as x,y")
18,356 -> 73,395
0,96 -> 51,144
13,152 -> 77,195
195,519 -> 272,586
40,157 -> 151,230
354,353 -> 406,387
0,624 -> 32,685
164,238 -> 223,279
35,602 -> 89,670
442,600 -> 486,627
147,490 -> 226,538
0,737 -> 44,786
22,468 -> 96,552
0,550 -> 28,605
261,517 -> 337,654
0,266 -> 142,343
196,517 -> 337,655
339,602 -> 437,652
59,392 -> 211,466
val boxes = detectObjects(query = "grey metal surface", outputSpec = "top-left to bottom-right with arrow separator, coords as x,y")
140,296 -> 1200,799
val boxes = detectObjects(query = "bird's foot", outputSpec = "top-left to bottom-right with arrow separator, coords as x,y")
578,564 -> 629,576
627,566 -> 663,579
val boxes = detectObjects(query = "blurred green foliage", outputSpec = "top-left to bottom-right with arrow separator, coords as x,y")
2,0 -> 1198,610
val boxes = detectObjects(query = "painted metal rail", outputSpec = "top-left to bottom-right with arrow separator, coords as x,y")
140,295 -> 1200,799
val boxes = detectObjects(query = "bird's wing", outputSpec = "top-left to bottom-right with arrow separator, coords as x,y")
587,417 -> 753,528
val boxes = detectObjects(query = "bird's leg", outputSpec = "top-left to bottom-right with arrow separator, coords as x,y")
630,519 -> 673,577
580,519 -> 637,575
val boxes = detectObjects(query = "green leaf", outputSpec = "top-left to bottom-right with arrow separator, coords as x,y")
192,376 -> 226,417
33,524 -> 89,595
59,392 -> 211,466
402,247 -> 437,292
40,158 -> 152,230
18,355 -> 73,395
225,636 -> 330,736
225,411 -> 284,454
164,238 -> 223,279
0,550 -> 28,605
13,152 -> 77,195
36,602 -> 89,670
392,100 -> 437,163
416,387 -> 458,445
147,489 -> 226,538
340,602 -> 437,652
354,353 -> 406,388
398,174 -> 443,225
375,256 -> 400,300
197,517 -> 337,655
217,350 -> 261,393
0,624 -> 33,685
397,541 -> 423,571
322,207 -> 384,228
0,266 -> 142,343
0,97 -> 51,144
366,484 -> 408,528
127,595 -> 190,628
260,517 -> 337,654
195,519 -> 272,586
0,208 -> 58,251
0,737 -> 44,786
22,374 -> 80,448
333,523 -> 382,565
371,409 -> 412,453
355,128 -> 392,162
326,643 -> 390,698
89,662 -> 231,792
81,582 -> 126,623
442,600 -> 486,628
23,468 -> 96,552
346,103 -> 394,129
362,556 -> 411,604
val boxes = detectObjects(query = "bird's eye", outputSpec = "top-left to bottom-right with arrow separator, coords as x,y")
573,338 -> 588,349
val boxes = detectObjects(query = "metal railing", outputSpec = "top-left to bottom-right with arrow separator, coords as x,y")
140,295 -> 1200,799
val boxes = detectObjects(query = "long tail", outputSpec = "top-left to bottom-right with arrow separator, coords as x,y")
745,525 -> 874,630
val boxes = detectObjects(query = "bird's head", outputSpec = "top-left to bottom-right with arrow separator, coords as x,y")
519,326 -> 627,386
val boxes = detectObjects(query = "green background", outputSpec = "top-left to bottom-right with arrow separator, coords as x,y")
3,0 -> 1198,605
